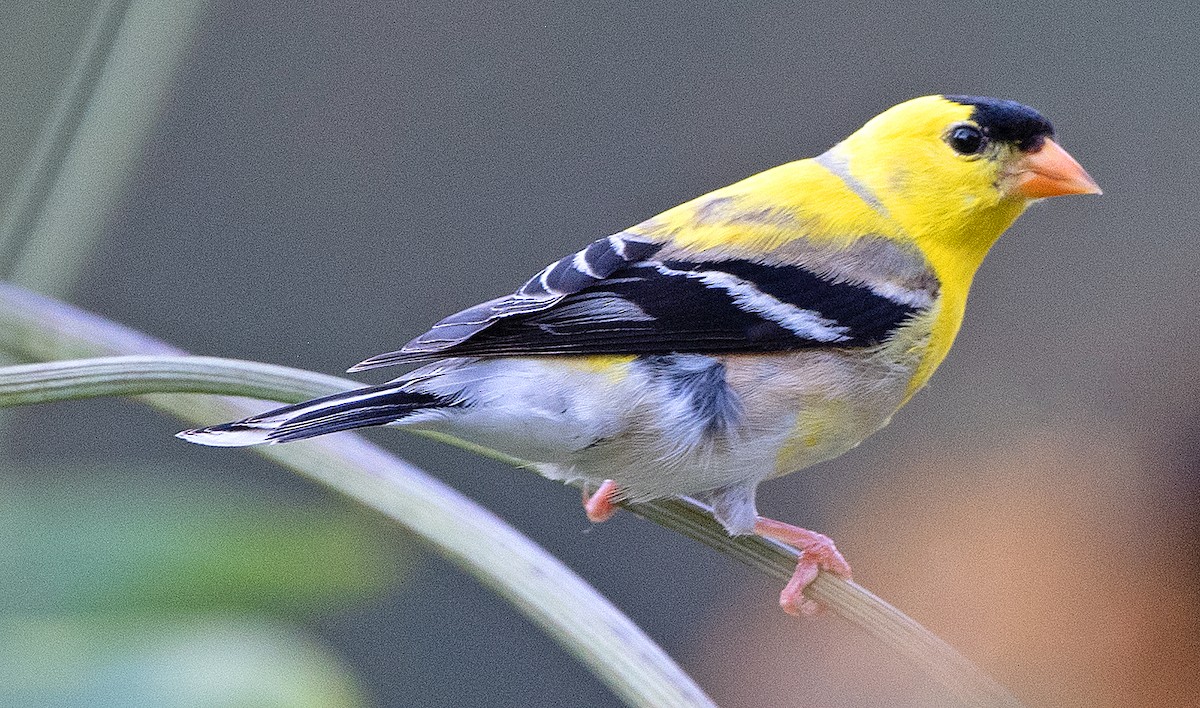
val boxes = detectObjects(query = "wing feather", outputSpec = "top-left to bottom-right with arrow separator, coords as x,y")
350,235 -> 930,371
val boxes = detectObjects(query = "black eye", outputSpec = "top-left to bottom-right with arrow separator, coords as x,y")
947,125 -> 987,155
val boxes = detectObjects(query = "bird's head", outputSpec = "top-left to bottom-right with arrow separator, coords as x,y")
827,94 -> 1100,278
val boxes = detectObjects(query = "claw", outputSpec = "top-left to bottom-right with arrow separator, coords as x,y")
754,517 -> 851,616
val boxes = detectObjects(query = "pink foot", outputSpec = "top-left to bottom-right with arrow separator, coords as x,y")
754,517 -> 852,617
583,480 -> 621,523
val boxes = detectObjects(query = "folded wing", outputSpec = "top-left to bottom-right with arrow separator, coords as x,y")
351,233 -> 927,371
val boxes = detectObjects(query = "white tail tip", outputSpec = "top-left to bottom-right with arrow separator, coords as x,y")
176,426 -> 274,447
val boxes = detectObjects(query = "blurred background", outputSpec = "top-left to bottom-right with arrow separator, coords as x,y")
2,1 -> 1198,706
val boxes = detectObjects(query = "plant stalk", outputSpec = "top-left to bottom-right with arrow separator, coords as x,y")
0,282 -> 716,708
0,282 -> 1024,707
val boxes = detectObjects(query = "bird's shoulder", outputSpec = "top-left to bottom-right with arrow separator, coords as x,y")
628,156 -> 899,254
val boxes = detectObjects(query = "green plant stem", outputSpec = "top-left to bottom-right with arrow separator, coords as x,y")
0,282 -> 1025,707
0,284 -> 715,708
0,0 -> 132,272
3,0 -> 210,295
0,355 -> 351,408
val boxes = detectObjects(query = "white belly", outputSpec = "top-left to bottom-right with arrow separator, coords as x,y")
400,344 -> 920,502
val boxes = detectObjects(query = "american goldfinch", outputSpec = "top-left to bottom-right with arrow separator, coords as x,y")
180,95 -> 1100,615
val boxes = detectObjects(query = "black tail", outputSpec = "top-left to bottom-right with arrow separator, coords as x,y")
177,384 -> 452,447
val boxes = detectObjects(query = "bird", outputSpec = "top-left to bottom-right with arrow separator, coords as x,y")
178,95 -> 1100,616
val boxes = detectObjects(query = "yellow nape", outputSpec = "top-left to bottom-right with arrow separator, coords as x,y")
626,158 -> 901,254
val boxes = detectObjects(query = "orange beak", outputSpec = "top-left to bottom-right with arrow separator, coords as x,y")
1008,138 -> 1102,199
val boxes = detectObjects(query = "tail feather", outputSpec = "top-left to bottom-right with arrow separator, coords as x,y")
177,384 -> 451,447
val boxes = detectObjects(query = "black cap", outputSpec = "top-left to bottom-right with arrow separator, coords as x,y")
944,95 -> 1054,151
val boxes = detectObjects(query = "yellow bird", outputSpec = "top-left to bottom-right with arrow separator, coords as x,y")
180,95 -> 1100,615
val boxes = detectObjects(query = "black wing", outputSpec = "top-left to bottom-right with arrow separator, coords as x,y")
350,234 -> 926,371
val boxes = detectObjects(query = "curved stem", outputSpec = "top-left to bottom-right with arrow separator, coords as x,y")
0,0 -> 133,272
0,282 -> 1024,707
0,355 -> 350,407
3,0 -> 210,295
0,286 -> 715,708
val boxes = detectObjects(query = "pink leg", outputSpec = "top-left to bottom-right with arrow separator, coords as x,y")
583,479 -> 621,523
754,517 -> 852,617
